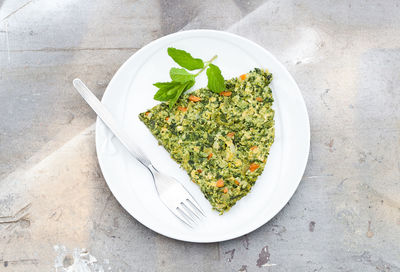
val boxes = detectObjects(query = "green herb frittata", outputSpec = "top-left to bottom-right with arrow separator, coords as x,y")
139,68 -> 274,213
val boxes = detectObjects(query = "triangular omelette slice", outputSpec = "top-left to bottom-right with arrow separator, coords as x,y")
139,68 -> 274,213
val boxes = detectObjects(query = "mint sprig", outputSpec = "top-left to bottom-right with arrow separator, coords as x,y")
153,48 -> 225,109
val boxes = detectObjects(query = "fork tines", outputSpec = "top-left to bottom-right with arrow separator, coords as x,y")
175,198 -> 205,227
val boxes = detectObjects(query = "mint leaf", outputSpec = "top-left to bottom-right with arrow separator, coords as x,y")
153,81 -> 181,101
153,89 -> 170,101
153,82 -> 177,88
153,80 -> 195,106
168,80 -> 195,109
206,64 -> 225,93
168,48 -> 204,71
170,68 -> 195,82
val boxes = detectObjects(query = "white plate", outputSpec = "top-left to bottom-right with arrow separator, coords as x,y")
96,30 -> 310,243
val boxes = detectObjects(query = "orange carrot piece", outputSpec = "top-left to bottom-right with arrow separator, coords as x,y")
234,180 -> 240,185
207,153 -> 213,160
223,187 -> 228,193
188,95 -> 201,102
165,117 -> 169,121
145,111 -> 150,116
220,91 -> 232,97
250,146 -> 258,151
216,179 -> 224,188
177,106 -> 187,112
256,97 -> 263,102
227,132 -> 235,138
197,169 -> 202,173
249,163 -> 260,172
239,74 -> 247,80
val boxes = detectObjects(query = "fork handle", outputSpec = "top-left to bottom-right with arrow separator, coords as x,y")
73,78 -> 151,167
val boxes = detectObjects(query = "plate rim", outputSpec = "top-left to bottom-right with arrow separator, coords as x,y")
95,29 -> 310,243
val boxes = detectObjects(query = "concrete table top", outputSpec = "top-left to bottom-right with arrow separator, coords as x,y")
0,0 -> 399,271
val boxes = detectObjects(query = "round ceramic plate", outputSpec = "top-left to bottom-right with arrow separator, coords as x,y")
96,30 -> 310,243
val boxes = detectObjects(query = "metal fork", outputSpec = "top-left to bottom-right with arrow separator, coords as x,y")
73,78 -> 205,227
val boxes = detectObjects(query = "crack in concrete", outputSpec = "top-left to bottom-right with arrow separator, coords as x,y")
2,258 -> 39,266
2,21 -> 10,63
0,203 -> 31,224
224,249 -> 235,262
98,192 -> 113,222
1,0 -> 34,22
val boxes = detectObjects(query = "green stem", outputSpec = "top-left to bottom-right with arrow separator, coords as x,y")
194,55 -> 218,77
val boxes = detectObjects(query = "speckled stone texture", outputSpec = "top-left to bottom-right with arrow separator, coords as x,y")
0,0 -> 399,271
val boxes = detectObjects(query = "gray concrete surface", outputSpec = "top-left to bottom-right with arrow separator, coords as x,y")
1,0 -> 399,271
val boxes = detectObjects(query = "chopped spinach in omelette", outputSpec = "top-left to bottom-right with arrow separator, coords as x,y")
139,68 -> 274,213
